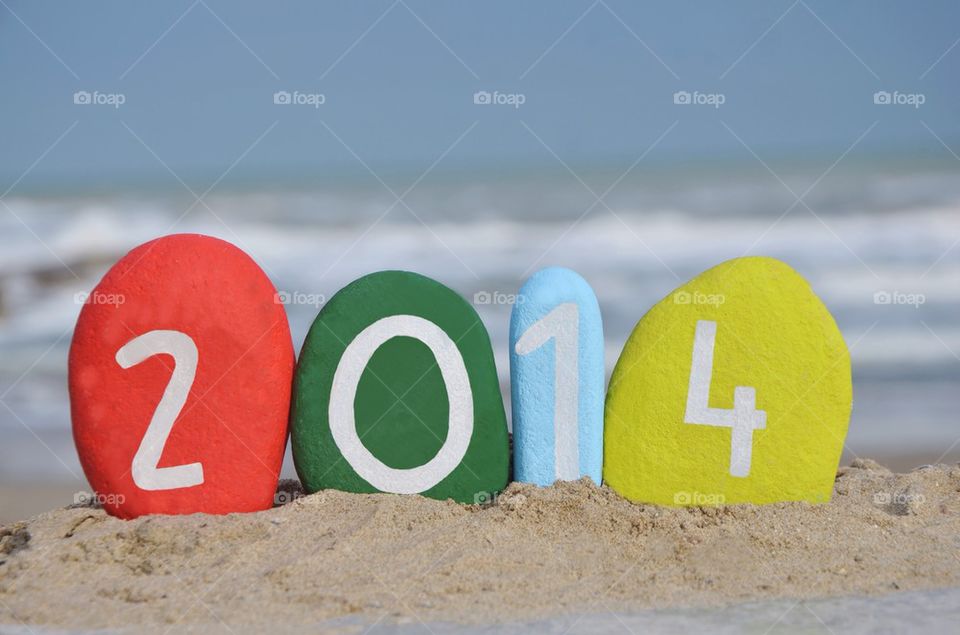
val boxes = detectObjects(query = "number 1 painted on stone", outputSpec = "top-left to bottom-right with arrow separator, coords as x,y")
515,303 -> 579,480
683,320 -> 766,478
510,267 -> 604,486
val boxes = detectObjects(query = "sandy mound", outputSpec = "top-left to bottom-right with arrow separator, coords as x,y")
2,459 -> 959,632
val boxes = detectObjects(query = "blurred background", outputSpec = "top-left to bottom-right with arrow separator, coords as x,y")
1,1 -> 958,521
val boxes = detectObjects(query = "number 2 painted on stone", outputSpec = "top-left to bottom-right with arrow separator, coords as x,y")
683,320 -> 766,478
116,330 -> 204,491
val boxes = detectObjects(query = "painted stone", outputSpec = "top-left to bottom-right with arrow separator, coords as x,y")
291,271 -> 509,503
604,256 -> 851,506
69,234 -> 294,519
510,267 -> 604,486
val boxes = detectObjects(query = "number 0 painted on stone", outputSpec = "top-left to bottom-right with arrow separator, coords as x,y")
329,315 -> 473,494
292,271 -> 509,503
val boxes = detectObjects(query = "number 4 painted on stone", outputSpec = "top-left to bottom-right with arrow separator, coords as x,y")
683,320 -> 766,478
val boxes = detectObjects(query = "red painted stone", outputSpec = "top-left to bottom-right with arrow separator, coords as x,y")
69,234 -> 294,519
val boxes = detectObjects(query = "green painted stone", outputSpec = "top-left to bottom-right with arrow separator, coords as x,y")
291,271 -> 509,503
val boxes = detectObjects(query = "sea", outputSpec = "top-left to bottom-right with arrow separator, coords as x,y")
0,160 -> 958,484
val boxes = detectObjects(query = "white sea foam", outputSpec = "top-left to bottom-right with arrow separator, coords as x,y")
0,171 -> 956,467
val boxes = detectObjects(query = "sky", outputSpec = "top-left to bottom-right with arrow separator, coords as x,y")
1,1 -> 958,192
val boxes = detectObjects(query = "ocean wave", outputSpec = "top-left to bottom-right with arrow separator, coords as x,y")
0,175 -> 956,446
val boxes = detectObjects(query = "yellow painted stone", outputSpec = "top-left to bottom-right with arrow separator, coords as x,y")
604,257 -> 851,506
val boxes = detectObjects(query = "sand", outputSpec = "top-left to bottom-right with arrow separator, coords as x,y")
1,459 -> 959,633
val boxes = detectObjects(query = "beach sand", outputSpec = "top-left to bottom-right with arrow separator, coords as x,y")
1,459 -> 959,633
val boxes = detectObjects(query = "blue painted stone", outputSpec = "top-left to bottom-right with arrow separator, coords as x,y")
509,267 -> 604,486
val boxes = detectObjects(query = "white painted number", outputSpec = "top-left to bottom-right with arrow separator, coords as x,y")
116,330 -> 204,491
328,315 -> 473,494
515,303 -> 579,481
683,320 -> 766,478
